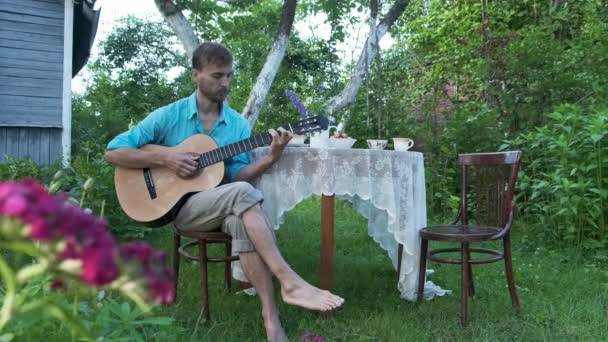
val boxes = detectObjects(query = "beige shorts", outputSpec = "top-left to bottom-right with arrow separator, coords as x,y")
173,181 -> 270,254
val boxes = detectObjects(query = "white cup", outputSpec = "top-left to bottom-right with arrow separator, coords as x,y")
367,139 -> 387,150
393,138 -> 414,151
310,129 -> 330,148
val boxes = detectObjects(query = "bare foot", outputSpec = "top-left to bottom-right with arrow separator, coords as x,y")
280,279 -> 345,312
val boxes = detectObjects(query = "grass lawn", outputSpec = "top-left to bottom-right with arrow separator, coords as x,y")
141,197 -> 607,341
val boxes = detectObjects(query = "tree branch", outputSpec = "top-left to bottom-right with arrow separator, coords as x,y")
243,0 -> 298,128
323,0 -> 409,116
154,0 -> 200,57
157,44 -> 190,69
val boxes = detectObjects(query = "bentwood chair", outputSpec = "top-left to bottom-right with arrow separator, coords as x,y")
172,224 -> 239,320
399,151 -> 522,325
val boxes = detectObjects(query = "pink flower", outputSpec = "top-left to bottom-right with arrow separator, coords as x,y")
300,332 -> 326,342
119,241 -> 175,304
147,271 -> 175,304
0,180 -> 37,217
119,241 -> 154,263
80,245 -> 119,286
21,178 -> 48,195
28,216 -> 54,240
60,239 -> 80,259
143,251 -> 175,304
0,178 -> 64,240
34,193 -> 60,216
0,192 -> 27,216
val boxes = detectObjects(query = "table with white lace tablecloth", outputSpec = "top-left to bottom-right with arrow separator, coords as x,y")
249,146 -> 448,301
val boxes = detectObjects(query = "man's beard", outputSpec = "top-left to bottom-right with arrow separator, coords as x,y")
200,85 -> 229,103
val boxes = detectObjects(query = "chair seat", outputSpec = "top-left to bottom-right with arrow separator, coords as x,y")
420,225 -> 502,242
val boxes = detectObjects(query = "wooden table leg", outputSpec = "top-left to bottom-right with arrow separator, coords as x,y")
320,194 -> 334,291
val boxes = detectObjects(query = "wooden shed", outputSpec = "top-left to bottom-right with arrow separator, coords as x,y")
0,0 -> 99,166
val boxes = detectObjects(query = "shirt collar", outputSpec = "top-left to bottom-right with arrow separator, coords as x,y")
188,92 -> 198,119
188,91 -> 229,125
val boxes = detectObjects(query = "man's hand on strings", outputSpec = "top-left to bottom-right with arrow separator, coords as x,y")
164,152 -> 199,178
267,128 -> 293,162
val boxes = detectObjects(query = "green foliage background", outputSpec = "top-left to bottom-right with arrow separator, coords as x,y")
5,0 -> 606,249
1,1 -> 607,340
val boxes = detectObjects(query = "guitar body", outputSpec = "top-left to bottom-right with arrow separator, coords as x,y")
114,134 -> 224,225
113,115 -> 329,225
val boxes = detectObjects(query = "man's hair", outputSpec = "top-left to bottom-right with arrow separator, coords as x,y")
191,42 -> 233,70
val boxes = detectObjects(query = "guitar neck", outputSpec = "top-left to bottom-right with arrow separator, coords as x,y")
196,132 -> 273,170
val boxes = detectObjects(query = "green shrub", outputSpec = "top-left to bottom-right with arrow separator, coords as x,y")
0,142 -> 150,240
0,157 -> 56,184
507,104 -> 607,249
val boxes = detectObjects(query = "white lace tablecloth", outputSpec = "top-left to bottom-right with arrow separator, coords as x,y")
249,146 -> 448,301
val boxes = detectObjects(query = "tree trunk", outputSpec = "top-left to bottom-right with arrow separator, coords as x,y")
374,34 -> 384,139
365,51 -> 371,128
323,0 -> 409,116
243,0 -> 298,128
365,0 -> 378,130
370,0 -> 384,139
154,0 -> 200,57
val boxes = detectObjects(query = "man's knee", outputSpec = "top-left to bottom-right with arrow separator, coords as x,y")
227,181 -> 264,217
231,181 -> 257,196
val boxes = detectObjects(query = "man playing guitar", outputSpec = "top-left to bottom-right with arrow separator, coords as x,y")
104,42 -> 344,342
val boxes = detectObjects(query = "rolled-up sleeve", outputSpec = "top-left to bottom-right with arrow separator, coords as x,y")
106,110 -> 164,150
225,123 -> 251,182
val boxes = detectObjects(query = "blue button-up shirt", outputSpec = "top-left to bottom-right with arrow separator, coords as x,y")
106,92 -> 251,181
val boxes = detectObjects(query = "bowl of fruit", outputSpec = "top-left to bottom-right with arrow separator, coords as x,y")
329,133 -> 356,149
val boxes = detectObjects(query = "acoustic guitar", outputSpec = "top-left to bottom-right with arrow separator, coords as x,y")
114,115 -> 329,226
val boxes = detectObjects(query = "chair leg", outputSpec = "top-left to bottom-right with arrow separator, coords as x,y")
461,242 -> 470,325
198,239 -> 210,321
224,241 -> 232,290
397,243 -> 404,276
172,233 -> 181,303
467,248 -> 475,296
416,239 -> 428,302
503,234 -> 520,312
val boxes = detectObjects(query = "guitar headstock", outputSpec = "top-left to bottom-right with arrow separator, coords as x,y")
286,115 -> 330,135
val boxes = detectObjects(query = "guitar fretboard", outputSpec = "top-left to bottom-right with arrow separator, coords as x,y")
196,132 -> 273,169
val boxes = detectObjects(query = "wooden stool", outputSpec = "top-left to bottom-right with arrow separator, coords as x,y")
172,224 -> 239,320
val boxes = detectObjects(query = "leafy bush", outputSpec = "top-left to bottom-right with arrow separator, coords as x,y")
0,143 -> 152,239
506,104 -> 607,249
0,157 -> 56,185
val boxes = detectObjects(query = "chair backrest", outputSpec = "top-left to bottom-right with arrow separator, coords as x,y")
458,151 -> 522,227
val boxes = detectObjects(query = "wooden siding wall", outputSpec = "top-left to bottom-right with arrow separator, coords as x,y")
0,127 -> 62,164
0,0 -> 65,165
